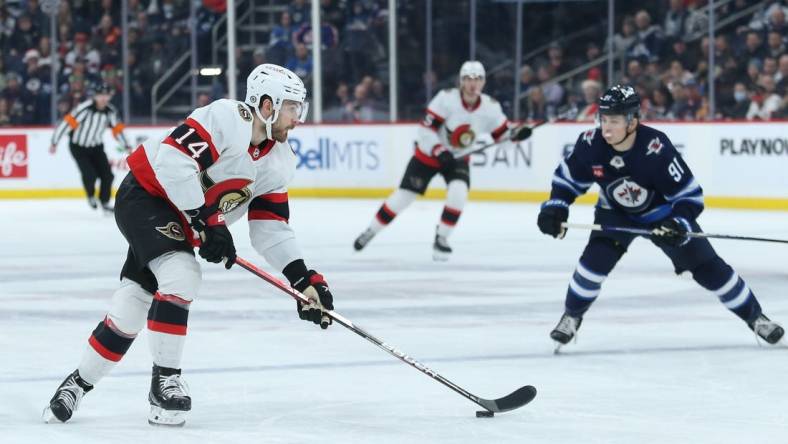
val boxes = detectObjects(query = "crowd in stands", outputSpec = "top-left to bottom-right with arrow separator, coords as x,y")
0,0 -> 786,126
507,0 -> 788,122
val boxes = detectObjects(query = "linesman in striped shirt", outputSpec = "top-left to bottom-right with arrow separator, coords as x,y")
50,83 -> 131,213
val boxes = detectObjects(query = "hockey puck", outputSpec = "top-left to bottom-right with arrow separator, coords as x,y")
475,410 -> 494,418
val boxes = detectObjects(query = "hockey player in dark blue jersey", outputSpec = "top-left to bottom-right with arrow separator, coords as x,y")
537,84 -> 784,350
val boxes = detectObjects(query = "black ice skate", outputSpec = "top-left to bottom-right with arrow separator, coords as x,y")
87,196 -> 98,210
550,313 -> 583,353
748,314 -> 784,345
42,369 -> 93,423
148,365 -> 191,427
101,203 -> 114,215
432,231 -> 452,262
353,228 -> 376,251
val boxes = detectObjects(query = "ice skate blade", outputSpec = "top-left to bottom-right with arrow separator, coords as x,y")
42,406 -> 62,424
148,405 -> 187,427
432,250 -> 451,262
553,342 -> 566,355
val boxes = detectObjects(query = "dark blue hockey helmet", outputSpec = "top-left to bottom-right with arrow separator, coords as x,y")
598,84 -> 640,119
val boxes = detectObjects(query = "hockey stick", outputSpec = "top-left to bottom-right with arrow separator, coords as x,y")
234,256 -> 537,414
562,222 -> 788,244
452,107 -> 574,159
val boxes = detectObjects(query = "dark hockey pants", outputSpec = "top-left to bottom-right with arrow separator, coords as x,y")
70,143 -> 114,204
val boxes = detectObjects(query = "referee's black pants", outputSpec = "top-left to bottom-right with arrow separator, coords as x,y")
69,143 -> 114,204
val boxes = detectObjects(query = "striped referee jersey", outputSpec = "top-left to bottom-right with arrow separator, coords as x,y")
52,99 -> 130,148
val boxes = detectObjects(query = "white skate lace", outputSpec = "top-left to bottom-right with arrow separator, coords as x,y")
159,374 -> 190,399
55,379 -> 84,412
556,315 -> 579,341
751,316 -> 776,346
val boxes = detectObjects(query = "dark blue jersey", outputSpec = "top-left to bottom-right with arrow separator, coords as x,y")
550,124 -> 704,224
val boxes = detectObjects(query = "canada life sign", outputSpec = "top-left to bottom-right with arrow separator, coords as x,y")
0,135 -> 28,179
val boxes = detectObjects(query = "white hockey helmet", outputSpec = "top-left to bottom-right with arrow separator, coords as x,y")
244,63 -> 309,139
459,61 -> 485,79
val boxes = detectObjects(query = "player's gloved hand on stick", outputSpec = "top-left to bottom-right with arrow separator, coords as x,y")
652,216 -> 692,248
284,260 -> 334,329
510,125 -> 532,142
432,144 -> 456,170
537,199 -> 569,239
186,204 -> 236,269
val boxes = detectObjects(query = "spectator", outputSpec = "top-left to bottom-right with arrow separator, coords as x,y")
766,30 -> 786,58
609,15 -> 637,56
286,43 -> 314,82
525,86 -> 549,122
536,64 -> 564,109
629,10 -> 663,62
669,81 -> 699,120
6,14 -> 39,57
763,57 -> 779,79
196,92 -> 211,108
288,0 -> 310,28
667,38 -> 697,72
547,43 -> 567,75
576,79 -> 601,122
747,75 -> 782,120
64,32 -> 101,76
647,85 -> 674,120
722,82 -> 751,119
738,31 -> 767,65
663,0 -> 688,40
293,21 -> 339,50
519,65 -> 536,93
745,60 -> 762,90
776,53 -> 788,94
269,11 -> 294,65
0,97 -> 10,126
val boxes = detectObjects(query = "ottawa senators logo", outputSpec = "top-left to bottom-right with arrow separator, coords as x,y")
448,123 -> 475,148
217,187 -> 252,214
156,222 -> 186,241
238,104 -> 253,122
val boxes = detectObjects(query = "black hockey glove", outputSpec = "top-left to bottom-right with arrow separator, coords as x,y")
537,199 -> 569,239
284,260 -> 334,329
186,204 -> 236,269
510,125 -> 533,142
432,144 -> 456,170
652,216 -> 692,248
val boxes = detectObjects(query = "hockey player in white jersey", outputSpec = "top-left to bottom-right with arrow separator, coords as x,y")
352,61 -> 530,260
43,64 -> 334,427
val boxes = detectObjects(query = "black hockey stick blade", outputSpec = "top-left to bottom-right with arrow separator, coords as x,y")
476,385 -> 537,413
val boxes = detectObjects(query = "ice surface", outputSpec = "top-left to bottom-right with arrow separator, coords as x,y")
1,198 -> 786,443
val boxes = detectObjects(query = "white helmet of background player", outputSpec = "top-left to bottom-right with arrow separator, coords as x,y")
244,63 -> 309,140
459,61 -> 485,79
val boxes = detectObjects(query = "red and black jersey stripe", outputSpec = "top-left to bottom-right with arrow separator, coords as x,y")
88,317 -> 135,362
248,193 -> 290,222
147,292 -> 191,336
163,118 -> 220,171
420,109 -> 445,132
492,120 -> 510,141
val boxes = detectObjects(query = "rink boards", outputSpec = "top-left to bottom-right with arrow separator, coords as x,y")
0,121 -> 786,209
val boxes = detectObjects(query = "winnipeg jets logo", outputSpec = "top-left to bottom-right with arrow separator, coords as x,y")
606,177 -> 653,212
582,129 -> 596,146
646,137 -> 663,156
609,156 -> 625,169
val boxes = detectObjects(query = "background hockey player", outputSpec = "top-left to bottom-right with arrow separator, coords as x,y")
50,82 -> 131,213
537,84 -> 784,350
352,61 -> 531,260
43,64 -> 335,426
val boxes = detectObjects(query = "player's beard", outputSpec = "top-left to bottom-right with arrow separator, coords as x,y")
271,123 -> 294,142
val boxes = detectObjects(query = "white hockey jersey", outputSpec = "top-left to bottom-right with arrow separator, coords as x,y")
127,99 -> 302,271
415,88 -> 510,167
